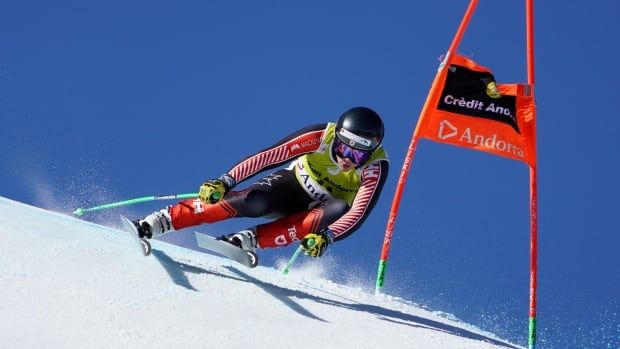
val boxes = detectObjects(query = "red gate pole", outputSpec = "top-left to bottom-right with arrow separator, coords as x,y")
526,0 -> 539,348
374,0 -> 479,295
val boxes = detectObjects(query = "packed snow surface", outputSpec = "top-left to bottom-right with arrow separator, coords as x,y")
0,197 -> 523,349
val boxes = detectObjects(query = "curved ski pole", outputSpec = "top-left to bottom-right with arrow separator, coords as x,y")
282,238 -> 315,275
72,193 -> 199,216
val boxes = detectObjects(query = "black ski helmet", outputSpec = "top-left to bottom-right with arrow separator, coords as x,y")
335,106 -> 384,151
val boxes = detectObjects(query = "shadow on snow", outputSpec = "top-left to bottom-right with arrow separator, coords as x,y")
152,249 -> 519,349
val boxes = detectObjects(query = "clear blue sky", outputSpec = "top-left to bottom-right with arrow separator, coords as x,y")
1,1 -> 618,347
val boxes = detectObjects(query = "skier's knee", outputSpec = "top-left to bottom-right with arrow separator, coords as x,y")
325,198 -> 349,217
243,190 -> 271,217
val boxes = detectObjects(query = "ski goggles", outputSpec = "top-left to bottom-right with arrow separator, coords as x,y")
333,137 -> 373,164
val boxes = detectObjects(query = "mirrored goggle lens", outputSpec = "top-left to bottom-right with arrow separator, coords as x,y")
334,138 -> 372,164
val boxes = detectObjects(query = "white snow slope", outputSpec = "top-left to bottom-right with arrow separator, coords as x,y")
0,196 -> 524,349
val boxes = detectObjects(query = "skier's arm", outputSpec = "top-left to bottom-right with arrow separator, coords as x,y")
328,159 -> 390,241
225,124 -> 327,184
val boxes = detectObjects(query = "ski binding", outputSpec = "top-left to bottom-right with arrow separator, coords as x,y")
120,215 -> 152,256
194,232 -> 258,268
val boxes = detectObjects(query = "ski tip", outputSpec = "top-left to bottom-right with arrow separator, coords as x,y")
246,251 -> 259,268
72,208 -> 85,216
141,239 -> 152,256
120,215 -> 133,225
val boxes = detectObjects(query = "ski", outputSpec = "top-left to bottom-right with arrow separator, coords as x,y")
194,232 -> 258,268
120,215 -> 152,256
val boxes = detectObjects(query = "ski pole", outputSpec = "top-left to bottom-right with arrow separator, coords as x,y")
282,238 -> 314,275
72,193 -> 199,217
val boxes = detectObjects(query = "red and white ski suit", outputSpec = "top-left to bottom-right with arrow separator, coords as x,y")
167,123 -> 389,248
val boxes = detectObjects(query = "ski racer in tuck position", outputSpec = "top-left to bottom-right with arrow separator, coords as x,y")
132,106 -> 389,258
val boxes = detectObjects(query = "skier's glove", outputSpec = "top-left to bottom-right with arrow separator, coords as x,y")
301,229 -> 334,258
199,174 -> 236,204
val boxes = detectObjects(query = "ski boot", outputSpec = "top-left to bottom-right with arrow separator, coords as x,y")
222,228 -> 258,252
133,209 -> 174,239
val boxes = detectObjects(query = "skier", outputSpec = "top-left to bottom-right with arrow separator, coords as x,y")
132,106 -> 389,258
